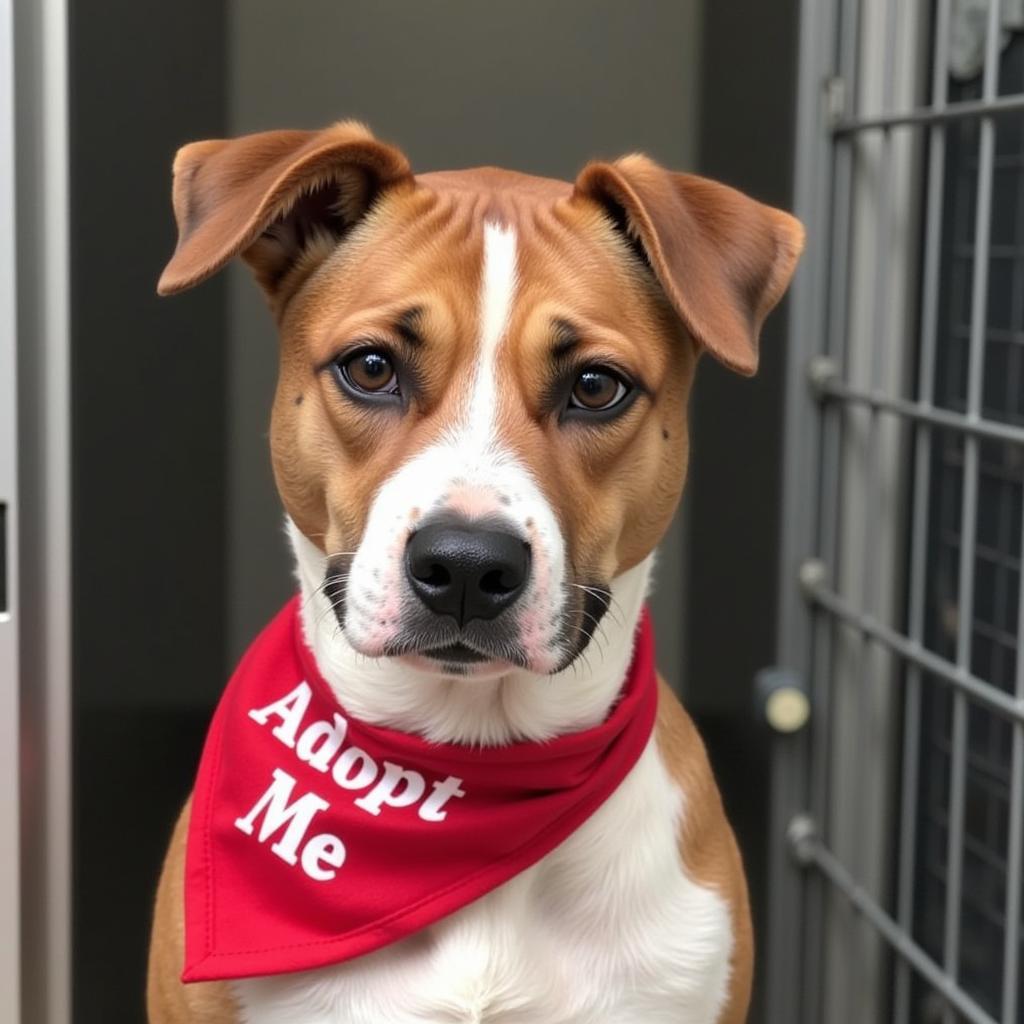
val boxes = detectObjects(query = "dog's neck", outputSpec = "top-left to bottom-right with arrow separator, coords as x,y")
288,520 -> 653,746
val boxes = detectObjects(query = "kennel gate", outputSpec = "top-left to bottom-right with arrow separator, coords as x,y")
765,0 -> 1024,1021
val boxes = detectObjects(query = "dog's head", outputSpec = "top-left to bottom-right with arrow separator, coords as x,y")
160,121 -> 801,710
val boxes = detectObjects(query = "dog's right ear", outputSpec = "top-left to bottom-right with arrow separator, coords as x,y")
158,121 -> 413,305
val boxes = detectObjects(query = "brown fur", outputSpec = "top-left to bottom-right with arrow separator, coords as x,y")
147,802 -> 236,1023
149,121 -> 802,1023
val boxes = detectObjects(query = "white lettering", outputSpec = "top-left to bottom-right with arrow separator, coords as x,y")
300,832 -> 346,881
234,768 -> 328,867
243,687 -> 471,831
248,681 -> 312,748
296,712 -> 348,773
417,775 -> 467,822
354,761 -> 426,816
332,746 -> 378,790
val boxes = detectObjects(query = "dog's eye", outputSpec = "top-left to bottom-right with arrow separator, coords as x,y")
569,368 -> 629,412
340,350 -> 400,395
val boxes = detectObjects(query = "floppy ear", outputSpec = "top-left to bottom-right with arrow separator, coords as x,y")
158,120 -> 413,303
573,154 -> 804,375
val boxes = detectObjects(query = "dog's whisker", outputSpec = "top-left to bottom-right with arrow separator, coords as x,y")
566,582 -> 624,628
304,571 -> 354,605
303,570 -> 349,604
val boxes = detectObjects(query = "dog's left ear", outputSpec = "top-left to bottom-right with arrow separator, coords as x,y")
573,155 -> 804,376
158,120 -> 413,304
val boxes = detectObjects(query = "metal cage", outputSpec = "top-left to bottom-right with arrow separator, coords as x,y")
769,0 -> 1024,1021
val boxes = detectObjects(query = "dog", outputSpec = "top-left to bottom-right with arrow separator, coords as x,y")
146,121 -> 802,1024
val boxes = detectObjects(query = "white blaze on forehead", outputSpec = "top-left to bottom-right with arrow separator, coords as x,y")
465,222 -> 518,441
328,217 -> 571,677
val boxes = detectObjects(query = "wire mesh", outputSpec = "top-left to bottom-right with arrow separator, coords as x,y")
791,1 -> 1024,1021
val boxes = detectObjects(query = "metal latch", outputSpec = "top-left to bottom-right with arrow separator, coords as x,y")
755,666 -> 811,734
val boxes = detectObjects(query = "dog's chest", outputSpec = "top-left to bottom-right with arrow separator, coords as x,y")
233,741 -> 733,1024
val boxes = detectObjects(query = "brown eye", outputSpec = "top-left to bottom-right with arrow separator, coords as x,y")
341,350 -> 399,395
569,368 -> 629,412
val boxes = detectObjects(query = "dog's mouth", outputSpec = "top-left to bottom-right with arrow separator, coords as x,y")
322,558 -> 613,675
423,642 -> 489,664
404,641 -> 503,678
385,629 -> 528,672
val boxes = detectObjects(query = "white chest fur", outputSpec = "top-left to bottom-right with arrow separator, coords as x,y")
232,738 -> 733,1024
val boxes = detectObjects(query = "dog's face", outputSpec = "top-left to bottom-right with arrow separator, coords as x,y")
161,123 -> 802,680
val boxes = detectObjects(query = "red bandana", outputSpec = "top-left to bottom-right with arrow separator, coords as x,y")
183,597 -> 657,982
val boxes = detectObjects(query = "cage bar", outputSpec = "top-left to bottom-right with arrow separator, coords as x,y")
806,581 -> 1024,724
943,2 -> 1003,1009
1003,509 -> 1024,1022
813,377 -> 1024,448
894,2 -> 952,1018
834,93 -> 1024,135
803,837 -> 1000,1024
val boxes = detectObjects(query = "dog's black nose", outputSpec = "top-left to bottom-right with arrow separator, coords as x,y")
405,522 -> 530,626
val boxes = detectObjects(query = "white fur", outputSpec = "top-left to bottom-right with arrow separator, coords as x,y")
467,222 -> 517,442
232,222 -> 734,1021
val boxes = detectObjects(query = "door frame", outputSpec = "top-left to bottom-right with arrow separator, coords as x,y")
12,0 -> 73,1021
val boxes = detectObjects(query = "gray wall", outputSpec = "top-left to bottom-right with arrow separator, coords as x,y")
71,1 -> 228,713
687,0 -> 799,713
225,0 -> 705,689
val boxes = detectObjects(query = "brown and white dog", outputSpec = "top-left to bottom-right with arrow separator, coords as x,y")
146,121 -> 802,1024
